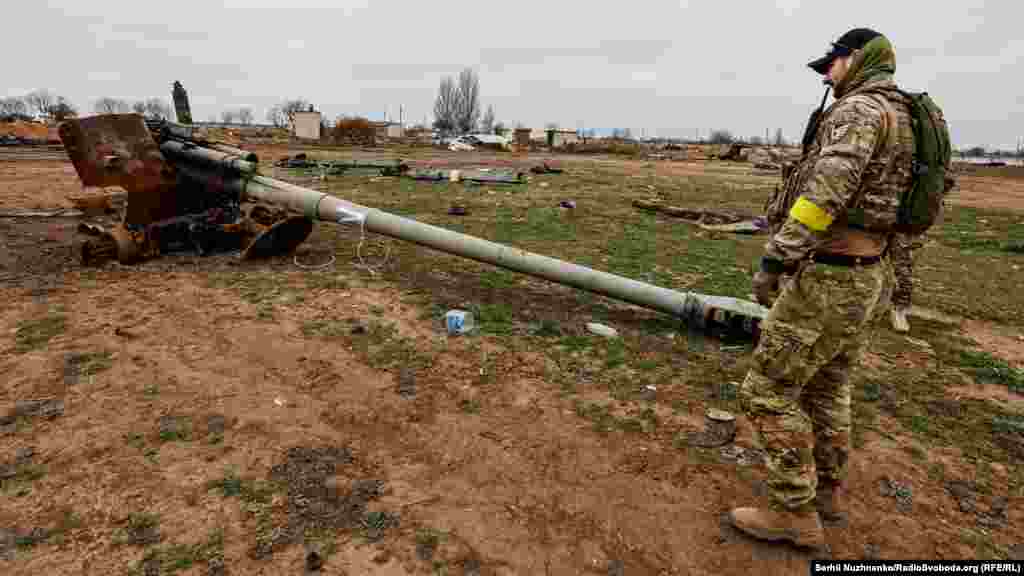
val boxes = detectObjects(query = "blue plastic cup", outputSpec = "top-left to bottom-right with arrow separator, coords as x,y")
444,309 -> 474,335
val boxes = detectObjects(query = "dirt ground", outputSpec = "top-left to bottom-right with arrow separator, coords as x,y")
2,144 -> 1022,575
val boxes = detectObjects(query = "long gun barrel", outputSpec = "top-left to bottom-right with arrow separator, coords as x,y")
59,114 -> 768,334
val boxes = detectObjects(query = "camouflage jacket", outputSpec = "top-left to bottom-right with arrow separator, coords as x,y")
763,76 -> 916,265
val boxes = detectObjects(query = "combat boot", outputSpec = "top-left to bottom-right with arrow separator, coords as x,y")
815,480 -> 846,525
890,306 -> 910,333
728,503 -> 825,549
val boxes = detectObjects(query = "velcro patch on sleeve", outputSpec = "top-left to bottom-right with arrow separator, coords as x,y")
789,196 -> 834,232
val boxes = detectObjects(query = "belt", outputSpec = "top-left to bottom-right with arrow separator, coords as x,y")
809,252 -> 883,267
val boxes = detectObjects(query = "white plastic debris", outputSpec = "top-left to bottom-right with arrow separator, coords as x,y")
586,322 -> 618,338
273,396 -> 286,407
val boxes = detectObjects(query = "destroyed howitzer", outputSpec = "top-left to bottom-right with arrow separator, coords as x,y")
58,113 -> 768,336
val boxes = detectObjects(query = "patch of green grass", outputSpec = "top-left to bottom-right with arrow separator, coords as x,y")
991,415 -> 1024,436
603,339 -> 628,369
938,206 -> 1024,254
143,383 -> 160,397
206,272 -> 296,306
573,400 -> 618,435
960,528 -> 1008,560
0,457 -> 46,497
304,274 -> 350,291
127,528 -> 225,576
927,461 -> 947,483
66,351 -> 113,378
859,379 -> 882,402
458,398 -> 481,414
909,414 -> 931,436
301,319 -> 352,339
124,432 -> 146,449
557,335 -> 593,353
158,418 -> 193,443
492,206 -> 579,245
471,302 -> 515,335
206,469 -> 276,504
636,358 -> 660,371
959,350 -> 1024,393
14,313 -> 66,353
303,316 -> 431,372
904,444 -> 927,461
414,527 -> 442,546
114,512 -> 161,547
480,269 -> 519,291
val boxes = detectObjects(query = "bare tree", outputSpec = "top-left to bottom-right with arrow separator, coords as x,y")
47,96 -> 78,121
0,97 -> 28,118
24,90 -> 56,117
266,105 -> 284,127
622,128 -> 633,140
708,129 -> 734,144
132,101 -> 147,114
221,110 -> 236,123
479,104 -> 495,134
237,107 -> 254,125
143,98 -> 171,120
454,68 -> 480,135
493,121 -> 507,136
773,128 -> 786,146
94,97 -> 130,114
280,99 -> 312,126
432,76 -> 458,135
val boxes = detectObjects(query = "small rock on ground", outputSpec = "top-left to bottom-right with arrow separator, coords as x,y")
607,559 -> 625,576
462,558 -> 482,576
1009,544 -> 1024,561
206,414 -> 227,435
396,368 -> 416,397
12,399 -> 64,420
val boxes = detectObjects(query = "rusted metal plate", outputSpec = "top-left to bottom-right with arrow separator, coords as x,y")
58,114 -> 180,225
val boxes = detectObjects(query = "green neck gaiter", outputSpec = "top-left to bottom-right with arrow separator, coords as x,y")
834,35 -> 897,98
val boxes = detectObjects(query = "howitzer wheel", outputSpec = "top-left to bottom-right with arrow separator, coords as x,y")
241,216 -> 314,260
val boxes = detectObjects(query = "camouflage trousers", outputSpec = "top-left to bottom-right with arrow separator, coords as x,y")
891,234 -> 920,308
740,258 -> 894,509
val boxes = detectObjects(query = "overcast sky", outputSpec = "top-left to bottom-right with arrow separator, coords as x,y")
6,0 -> 1021,149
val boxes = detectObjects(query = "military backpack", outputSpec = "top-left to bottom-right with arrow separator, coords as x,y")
872,87 -> 952,235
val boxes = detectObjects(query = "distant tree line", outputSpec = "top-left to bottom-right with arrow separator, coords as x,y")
1,90 -> 78,121
93,97 -> 172,121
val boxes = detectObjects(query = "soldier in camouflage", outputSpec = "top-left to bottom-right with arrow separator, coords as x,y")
728,28 -> 916,549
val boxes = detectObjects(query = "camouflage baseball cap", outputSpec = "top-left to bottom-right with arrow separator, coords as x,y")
808,28 -> 883,74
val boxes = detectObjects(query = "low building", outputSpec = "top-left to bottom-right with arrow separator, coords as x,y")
291,110 -> 322,140
547,129 -> 580,148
